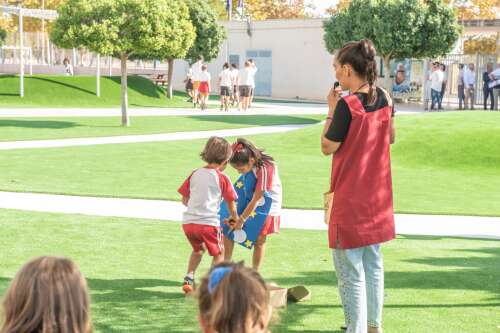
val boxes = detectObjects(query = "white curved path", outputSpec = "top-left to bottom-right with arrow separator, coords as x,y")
0,191 -> 498,239
0,124 -> 311,150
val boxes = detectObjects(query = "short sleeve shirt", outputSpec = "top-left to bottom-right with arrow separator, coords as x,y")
325,87 -> 394,143
178,167 -> 237,226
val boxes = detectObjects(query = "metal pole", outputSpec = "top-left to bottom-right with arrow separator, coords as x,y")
96,53 -> 100,97
41,0 -> 45,64
423,59 -> 429,110
108,55 -> 112,76
19,4 -> 24,97
29,47 -> 32,75
226,0 -> 232,63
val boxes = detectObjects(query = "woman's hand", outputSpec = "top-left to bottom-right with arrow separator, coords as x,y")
327,87 -> 342,117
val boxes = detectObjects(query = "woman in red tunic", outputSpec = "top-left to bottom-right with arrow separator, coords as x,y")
321,39 -> 396,333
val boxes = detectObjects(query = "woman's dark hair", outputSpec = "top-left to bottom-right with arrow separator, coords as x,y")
459,63 -> 464,69
230,138 -> 274,168
440,63 -> 446,71
231,63 -> 238,69
336,39 -> 378,104
202,64 -> 208,71
223,62 -> 229,69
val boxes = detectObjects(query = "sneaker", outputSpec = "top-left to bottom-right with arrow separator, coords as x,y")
182,276 -> 195,294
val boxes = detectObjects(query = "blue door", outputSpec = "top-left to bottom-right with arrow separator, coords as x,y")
246,50 -> 272,96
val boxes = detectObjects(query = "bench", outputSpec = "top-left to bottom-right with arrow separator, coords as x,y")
150,74 -> 167,87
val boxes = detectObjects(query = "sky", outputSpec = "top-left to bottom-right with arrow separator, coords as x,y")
305,0 -> 339,17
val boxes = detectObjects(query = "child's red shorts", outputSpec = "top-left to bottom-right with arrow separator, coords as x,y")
183,224 -> 223,256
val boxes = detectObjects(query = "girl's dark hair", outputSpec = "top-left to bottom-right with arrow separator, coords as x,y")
223,62 -> 229,69
230,138 -> 274,168
336,39 -> 378,104
198,262 -> 271,333
202,64 -> 208,71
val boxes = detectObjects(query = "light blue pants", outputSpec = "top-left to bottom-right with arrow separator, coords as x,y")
333,244 -> 384,333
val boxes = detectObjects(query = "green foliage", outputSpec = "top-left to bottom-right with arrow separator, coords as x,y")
185,0 -> 226,63
323,0 -> 462,59
0,28 -> 6,47
51,0 -> 196,60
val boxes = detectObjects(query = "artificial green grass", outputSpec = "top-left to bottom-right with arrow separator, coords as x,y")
0,75 -> 193,108
0,115 -> 323,142
0,112 -> 498,216
0,208 -> 498,333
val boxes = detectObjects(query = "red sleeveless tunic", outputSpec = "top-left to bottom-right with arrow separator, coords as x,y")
328,94 -> 395,249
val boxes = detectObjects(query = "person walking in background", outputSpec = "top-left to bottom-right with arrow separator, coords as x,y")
239,61 -> 254,111
230,63 -> 240,109
192,56 -> 204,108
483,63 -> 494,110
248,59 -> 258,109
185,64 -> 194,103
63,57 -> 74,76
198,65 -> 212,111
490,63 -> 500,110
218,63 -> 233,111
430,62 -> 444,111
464,63 -> 476,110
439,63 -> 447,108
457,64 -> 465,110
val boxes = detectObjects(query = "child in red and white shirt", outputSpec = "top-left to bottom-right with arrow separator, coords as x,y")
178,137 -> 238,294
225,138 -> 282,272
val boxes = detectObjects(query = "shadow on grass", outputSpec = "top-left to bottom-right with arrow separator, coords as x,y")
0,119 -> 80,129
30,76 -> 95,95
0,93 -> 19,96
109,76 -> 165,99
187,115 -> 320,127
87,278 -> 199,333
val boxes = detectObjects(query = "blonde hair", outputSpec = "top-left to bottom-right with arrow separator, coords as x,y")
1,256 -> 92,333
198,262 -> 271,333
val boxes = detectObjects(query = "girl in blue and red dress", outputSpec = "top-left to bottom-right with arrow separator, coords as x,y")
224,138 -> 282,272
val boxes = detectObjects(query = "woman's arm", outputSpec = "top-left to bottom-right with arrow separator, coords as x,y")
321,87 -> 342,155
390,117 -> 396,144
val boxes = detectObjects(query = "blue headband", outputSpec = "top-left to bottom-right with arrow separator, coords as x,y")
208,267 -> 233,294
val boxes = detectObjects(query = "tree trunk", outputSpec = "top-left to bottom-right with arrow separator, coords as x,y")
120,54 -> 130,127
383,56 -> 392,96
382,55 -> 392,94
167,58 -> 174,99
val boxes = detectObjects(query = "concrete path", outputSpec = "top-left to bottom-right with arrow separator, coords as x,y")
0,102 -> 424,118
0,191 -> 498,239
0,123 -> 311,150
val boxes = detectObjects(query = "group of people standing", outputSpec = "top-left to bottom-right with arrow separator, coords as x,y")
185,56 -> 258,111
432,61 -> 500,111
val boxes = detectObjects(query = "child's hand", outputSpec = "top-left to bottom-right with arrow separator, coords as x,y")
235,217 -> 245,230
225,217 -> 238,230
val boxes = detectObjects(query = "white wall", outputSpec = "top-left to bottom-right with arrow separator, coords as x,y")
172,18 -> 335,101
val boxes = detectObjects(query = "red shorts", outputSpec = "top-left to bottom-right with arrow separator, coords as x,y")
183,224 -> 223,256
198,82 -> 209,94
260,216 -> 280,236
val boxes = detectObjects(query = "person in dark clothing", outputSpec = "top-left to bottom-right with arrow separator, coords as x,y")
483,63 -> 494,110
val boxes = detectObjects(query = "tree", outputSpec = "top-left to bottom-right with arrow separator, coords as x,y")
51,0 -> 195,126
324,0 -> 461,90
0,28 -> 6,47
226,0 -> 312,20
159,0 -> 226,99
446,0 -> 500,20
464,35 -> 498,54
326,0 -> 351,15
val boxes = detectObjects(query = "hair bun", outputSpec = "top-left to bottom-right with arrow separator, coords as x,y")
359,39 -> 376,61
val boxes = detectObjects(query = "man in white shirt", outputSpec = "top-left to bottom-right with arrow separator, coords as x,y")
430,62 -> 444,110
218,63 -> 233,111
248,59 -> 258,108
463,63 -> 476,110
489,63 -> 500,110
191,56 -> 204,107
230,64 -> 240,108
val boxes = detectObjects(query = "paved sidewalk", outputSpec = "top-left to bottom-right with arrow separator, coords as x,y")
0,102 -> 423,118
0,123 -> 311,150
0,191 -> 498,239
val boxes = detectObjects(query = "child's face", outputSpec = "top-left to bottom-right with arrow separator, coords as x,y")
231,158 -> 255,174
